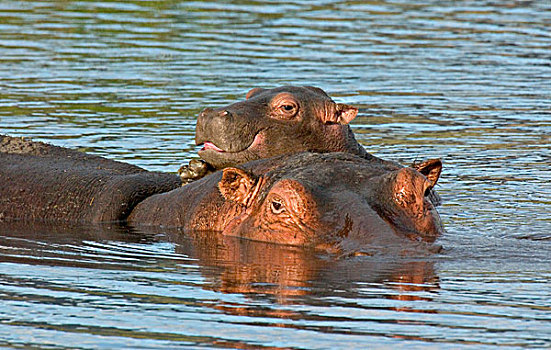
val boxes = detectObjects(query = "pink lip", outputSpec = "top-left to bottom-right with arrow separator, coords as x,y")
200,133 -> 264,154
202,141 -> 225,152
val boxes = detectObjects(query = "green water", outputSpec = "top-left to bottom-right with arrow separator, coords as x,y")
0,1 -> 550,348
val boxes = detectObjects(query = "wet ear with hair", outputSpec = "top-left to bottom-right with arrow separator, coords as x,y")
388,166 -> 443,240
389,167 -> 438,217
218,167 -> 257,205
413,159 -> 442,189
336,103 -> 359,124
320,103 -> 358,125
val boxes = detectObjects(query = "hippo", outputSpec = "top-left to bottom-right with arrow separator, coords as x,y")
0,136 -> 442,251
0,136 -> 181,223
194,86 -> 367,169
179,86 -> 441,205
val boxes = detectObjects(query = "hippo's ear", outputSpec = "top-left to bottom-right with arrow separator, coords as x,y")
387,167 -> 443,241
391,168 -> 433,209
412,158 -> 442,189
246,88 -> 265,99
323,103 -> 358,125
218,167 -> 257,206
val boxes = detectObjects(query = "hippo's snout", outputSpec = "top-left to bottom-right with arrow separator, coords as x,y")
195,105 -> 263,168
196,107 -> 237,148
199,108 -> 231,119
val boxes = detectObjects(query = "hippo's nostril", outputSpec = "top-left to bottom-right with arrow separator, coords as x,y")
199,108 -> 214,118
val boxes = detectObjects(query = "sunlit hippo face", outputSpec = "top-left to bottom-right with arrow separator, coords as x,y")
214,153 -> 443,250
219,172 -> 322,246
195,86 -> 361,169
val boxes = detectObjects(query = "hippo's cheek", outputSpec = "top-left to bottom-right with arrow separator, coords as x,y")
221,213 -> 317,246
243,131 -> 267,154
220,213 -> 247,238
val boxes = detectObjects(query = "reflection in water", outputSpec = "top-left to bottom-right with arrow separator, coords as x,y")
0,222 -> 441,347
0,221 -> 439,303
166,229 -> 439,305
1,217 -> 549,348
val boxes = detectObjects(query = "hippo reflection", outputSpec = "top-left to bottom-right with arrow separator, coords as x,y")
0,221 -> 441,307
167,229 -> 440,305
1,136 -> 443,252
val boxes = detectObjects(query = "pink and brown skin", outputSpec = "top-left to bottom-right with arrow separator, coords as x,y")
193,86 -> 368,170
186,86 -> 440,206
130,152 -> 443,251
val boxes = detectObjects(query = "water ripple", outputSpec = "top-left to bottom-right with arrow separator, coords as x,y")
0,0 -> 550,348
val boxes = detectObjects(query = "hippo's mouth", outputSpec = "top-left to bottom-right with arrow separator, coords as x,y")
201,141 -> 225,152
198,132 -> 264,154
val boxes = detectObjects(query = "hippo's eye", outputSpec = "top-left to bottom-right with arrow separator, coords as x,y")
272,103 -> 298,120
270,198 -> 285,214
270,93 -> 299,120
281,104 -> 295,112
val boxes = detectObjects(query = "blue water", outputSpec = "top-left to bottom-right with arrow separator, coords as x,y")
0,1 -> 550,348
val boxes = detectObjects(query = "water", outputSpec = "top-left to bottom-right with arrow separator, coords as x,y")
0,0 -> 550,348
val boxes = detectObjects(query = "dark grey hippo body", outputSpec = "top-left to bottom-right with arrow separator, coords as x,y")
0,136 -> 181,223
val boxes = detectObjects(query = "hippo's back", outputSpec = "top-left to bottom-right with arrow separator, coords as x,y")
0,136 -> 181,223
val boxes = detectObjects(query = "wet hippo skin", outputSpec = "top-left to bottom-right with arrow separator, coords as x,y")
0,136 -> 181,223
194,86 -> 367,169
132,152 -> 443,248
181,86 -> 442,206
1,136 -> 443,251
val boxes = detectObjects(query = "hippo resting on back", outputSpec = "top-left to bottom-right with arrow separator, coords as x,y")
0,136 -> 443,251
194,86 -> 367,169
180,86 -> 442,205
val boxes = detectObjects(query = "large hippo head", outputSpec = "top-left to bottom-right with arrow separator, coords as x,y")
131,152 -> 443,252
195,86 -> 366,169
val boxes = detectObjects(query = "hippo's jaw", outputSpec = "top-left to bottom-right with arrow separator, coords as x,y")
199,131 -> 264,154
198,132 -> 266,169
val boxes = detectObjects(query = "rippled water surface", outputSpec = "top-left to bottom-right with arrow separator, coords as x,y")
1,1 -> 550,348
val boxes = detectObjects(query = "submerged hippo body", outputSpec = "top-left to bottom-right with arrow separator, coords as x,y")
185,86 -> 441,203
0,136 -> 443,250
133,152 -> 443,247
0,136 -> 181,223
